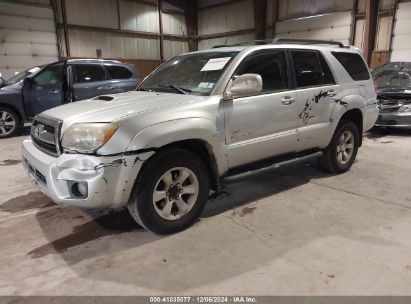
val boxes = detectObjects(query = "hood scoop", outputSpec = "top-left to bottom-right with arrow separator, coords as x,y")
94,95 -> 114,101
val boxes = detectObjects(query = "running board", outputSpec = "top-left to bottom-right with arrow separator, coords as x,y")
225,151 -> 323,181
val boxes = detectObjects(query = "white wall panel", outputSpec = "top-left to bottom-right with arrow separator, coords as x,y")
163,40 -> 188,60
354,19 -> 365,50
0,1 -> 58,78
278,0 -> 353,21
275,12 -> 352,45
198,33 -> 255,50
375,16 -> 393,51
68,29 -> 160,60
65,0 -> 118,29
198,0 -> 254,36
119,1 -> 159,33
162,13 -> 187,36
391,2 -> 411,61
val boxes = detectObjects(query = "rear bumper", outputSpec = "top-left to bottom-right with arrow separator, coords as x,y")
375,112 -> 411,129
22,138 -> 153,208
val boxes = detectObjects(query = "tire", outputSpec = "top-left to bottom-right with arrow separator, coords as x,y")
128,148 -> 209,234
320,120 -> 359,174
0,107 -> 20,139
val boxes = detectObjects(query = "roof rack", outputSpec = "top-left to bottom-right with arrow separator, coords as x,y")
212,37 -> 346,49
272,38 -> 345,48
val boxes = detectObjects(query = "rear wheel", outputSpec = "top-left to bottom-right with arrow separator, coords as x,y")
128,148 -> 209,234
0,107 -> 20,139
320,120 -> 359,173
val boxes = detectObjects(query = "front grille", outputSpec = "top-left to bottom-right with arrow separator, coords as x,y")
31,116 -> 62,157
377,96 -> 410,113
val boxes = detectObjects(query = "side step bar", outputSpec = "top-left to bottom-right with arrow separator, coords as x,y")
225,151 -> 323,181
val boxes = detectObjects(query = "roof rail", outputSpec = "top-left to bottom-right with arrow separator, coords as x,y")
211,39 -> 273,48
272,38 -> 345,48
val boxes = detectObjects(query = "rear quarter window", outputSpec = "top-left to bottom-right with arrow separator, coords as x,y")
332,52 -> 370,81
106,65 -> 133,80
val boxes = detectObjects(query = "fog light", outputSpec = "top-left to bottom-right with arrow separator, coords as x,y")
69,181 -> 88,198
77,183 -> 87,196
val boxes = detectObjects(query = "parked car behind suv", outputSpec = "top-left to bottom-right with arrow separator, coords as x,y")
0,59 -> 141,138
22,39 -> 378,234
373,62 -> 411,129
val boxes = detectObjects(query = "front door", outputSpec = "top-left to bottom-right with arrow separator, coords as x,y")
224,49 -> 298,169
23,62 -> 64,118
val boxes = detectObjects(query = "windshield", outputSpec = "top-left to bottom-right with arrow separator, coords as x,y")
5,66 -> 42,85
372,62 -> 411,90
139,51 -> 239,95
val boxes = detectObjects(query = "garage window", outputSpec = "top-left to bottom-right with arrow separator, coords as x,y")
74,64 -> 106,83
235,50 -> 288,93
106,65 -> 133,79
332,52 -> 370,81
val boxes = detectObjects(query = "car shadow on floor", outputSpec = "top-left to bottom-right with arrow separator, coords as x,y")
365,127 -> 411,140
27,161 -> 329,265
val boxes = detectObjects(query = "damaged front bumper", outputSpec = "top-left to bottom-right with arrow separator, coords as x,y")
375,112 -> 411,129
22,138 -> 153,208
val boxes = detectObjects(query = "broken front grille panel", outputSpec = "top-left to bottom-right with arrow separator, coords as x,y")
31,115 -> 62,157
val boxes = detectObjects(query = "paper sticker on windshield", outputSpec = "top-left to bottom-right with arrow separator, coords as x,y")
201,57 -> 231,71
28,67 -> 41,73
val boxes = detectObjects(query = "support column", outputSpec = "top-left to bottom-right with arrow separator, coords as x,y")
185,0 -> 198,52
158,0 -> 164,62
363,0 -> 379,65
254,0 -> 267,40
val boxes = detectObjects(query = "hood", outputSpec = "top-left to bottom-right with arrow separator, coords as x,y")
42,91 -> 208,124
0,82 -> 22,94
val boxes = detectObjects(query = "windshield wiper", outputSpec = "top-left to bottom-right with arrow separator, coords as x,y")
137,87 -> 155,92
159,84 -> 191,95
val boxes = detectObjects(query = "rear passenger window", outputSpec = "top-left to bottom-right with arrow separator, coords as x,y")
106,65 -> 133,79
331,52 -> 370,81
291,51 -> 323,87
74,64 -> 106,83
235,50 -> 288,93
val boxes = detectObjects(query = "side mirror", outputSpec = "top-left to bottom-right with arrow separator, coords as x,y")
23,77 -> 33,89
224,73 -> 263,99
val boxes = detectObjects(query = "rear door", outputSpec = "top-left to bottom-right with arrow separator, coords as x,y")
72,64 -> 114,100
289,50 -> 339,151
104,64 -> 138,93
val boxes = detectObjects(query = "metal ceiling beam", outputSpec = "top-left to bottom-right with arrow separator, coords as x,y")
56,23 -> 188,42
198,0 -> 246,11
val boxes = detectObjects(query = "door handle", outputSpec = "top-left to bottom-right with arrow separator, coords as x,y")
327,90 -> 337,97
98,86 -> 114,90
49,89 -> 59,94
281,96 -> 295,105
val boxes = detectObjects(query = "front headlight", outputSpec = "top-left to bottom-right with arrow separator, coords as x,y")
61,123 -> 118,153
399,104 -> 411,113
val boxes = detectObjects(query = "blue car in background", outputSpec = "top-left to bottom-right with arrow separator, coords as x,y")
0,59 -> 142,138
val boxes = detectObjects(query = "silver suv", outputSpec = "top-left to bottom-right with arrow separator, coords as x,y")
22,39 -> 379,234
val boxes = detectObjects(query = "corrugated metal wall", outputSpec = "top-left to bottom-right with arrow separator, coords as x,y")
57,0 -> 188,75
198,0 -> 276,49
275,12 -> 353,45
0,0 -> 58,79
391,1 -> 411,61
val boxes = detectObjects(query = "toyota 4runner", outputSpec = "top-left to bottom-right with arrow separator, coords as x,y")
22,39 -> 379,234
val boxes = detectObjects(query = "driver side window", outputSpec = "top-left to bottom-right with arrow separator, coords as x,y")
235,50 -> 289,93
34,63 -> 64,86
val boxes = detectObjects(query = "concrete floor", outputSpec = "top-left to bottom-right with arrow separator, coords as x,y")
1,129 -> 411,296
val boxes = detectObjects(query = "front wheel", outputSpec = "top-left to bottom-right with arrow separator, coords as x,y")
128,148 -> 209,234
0,107 -> 20,139
320,120 -> 359,173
